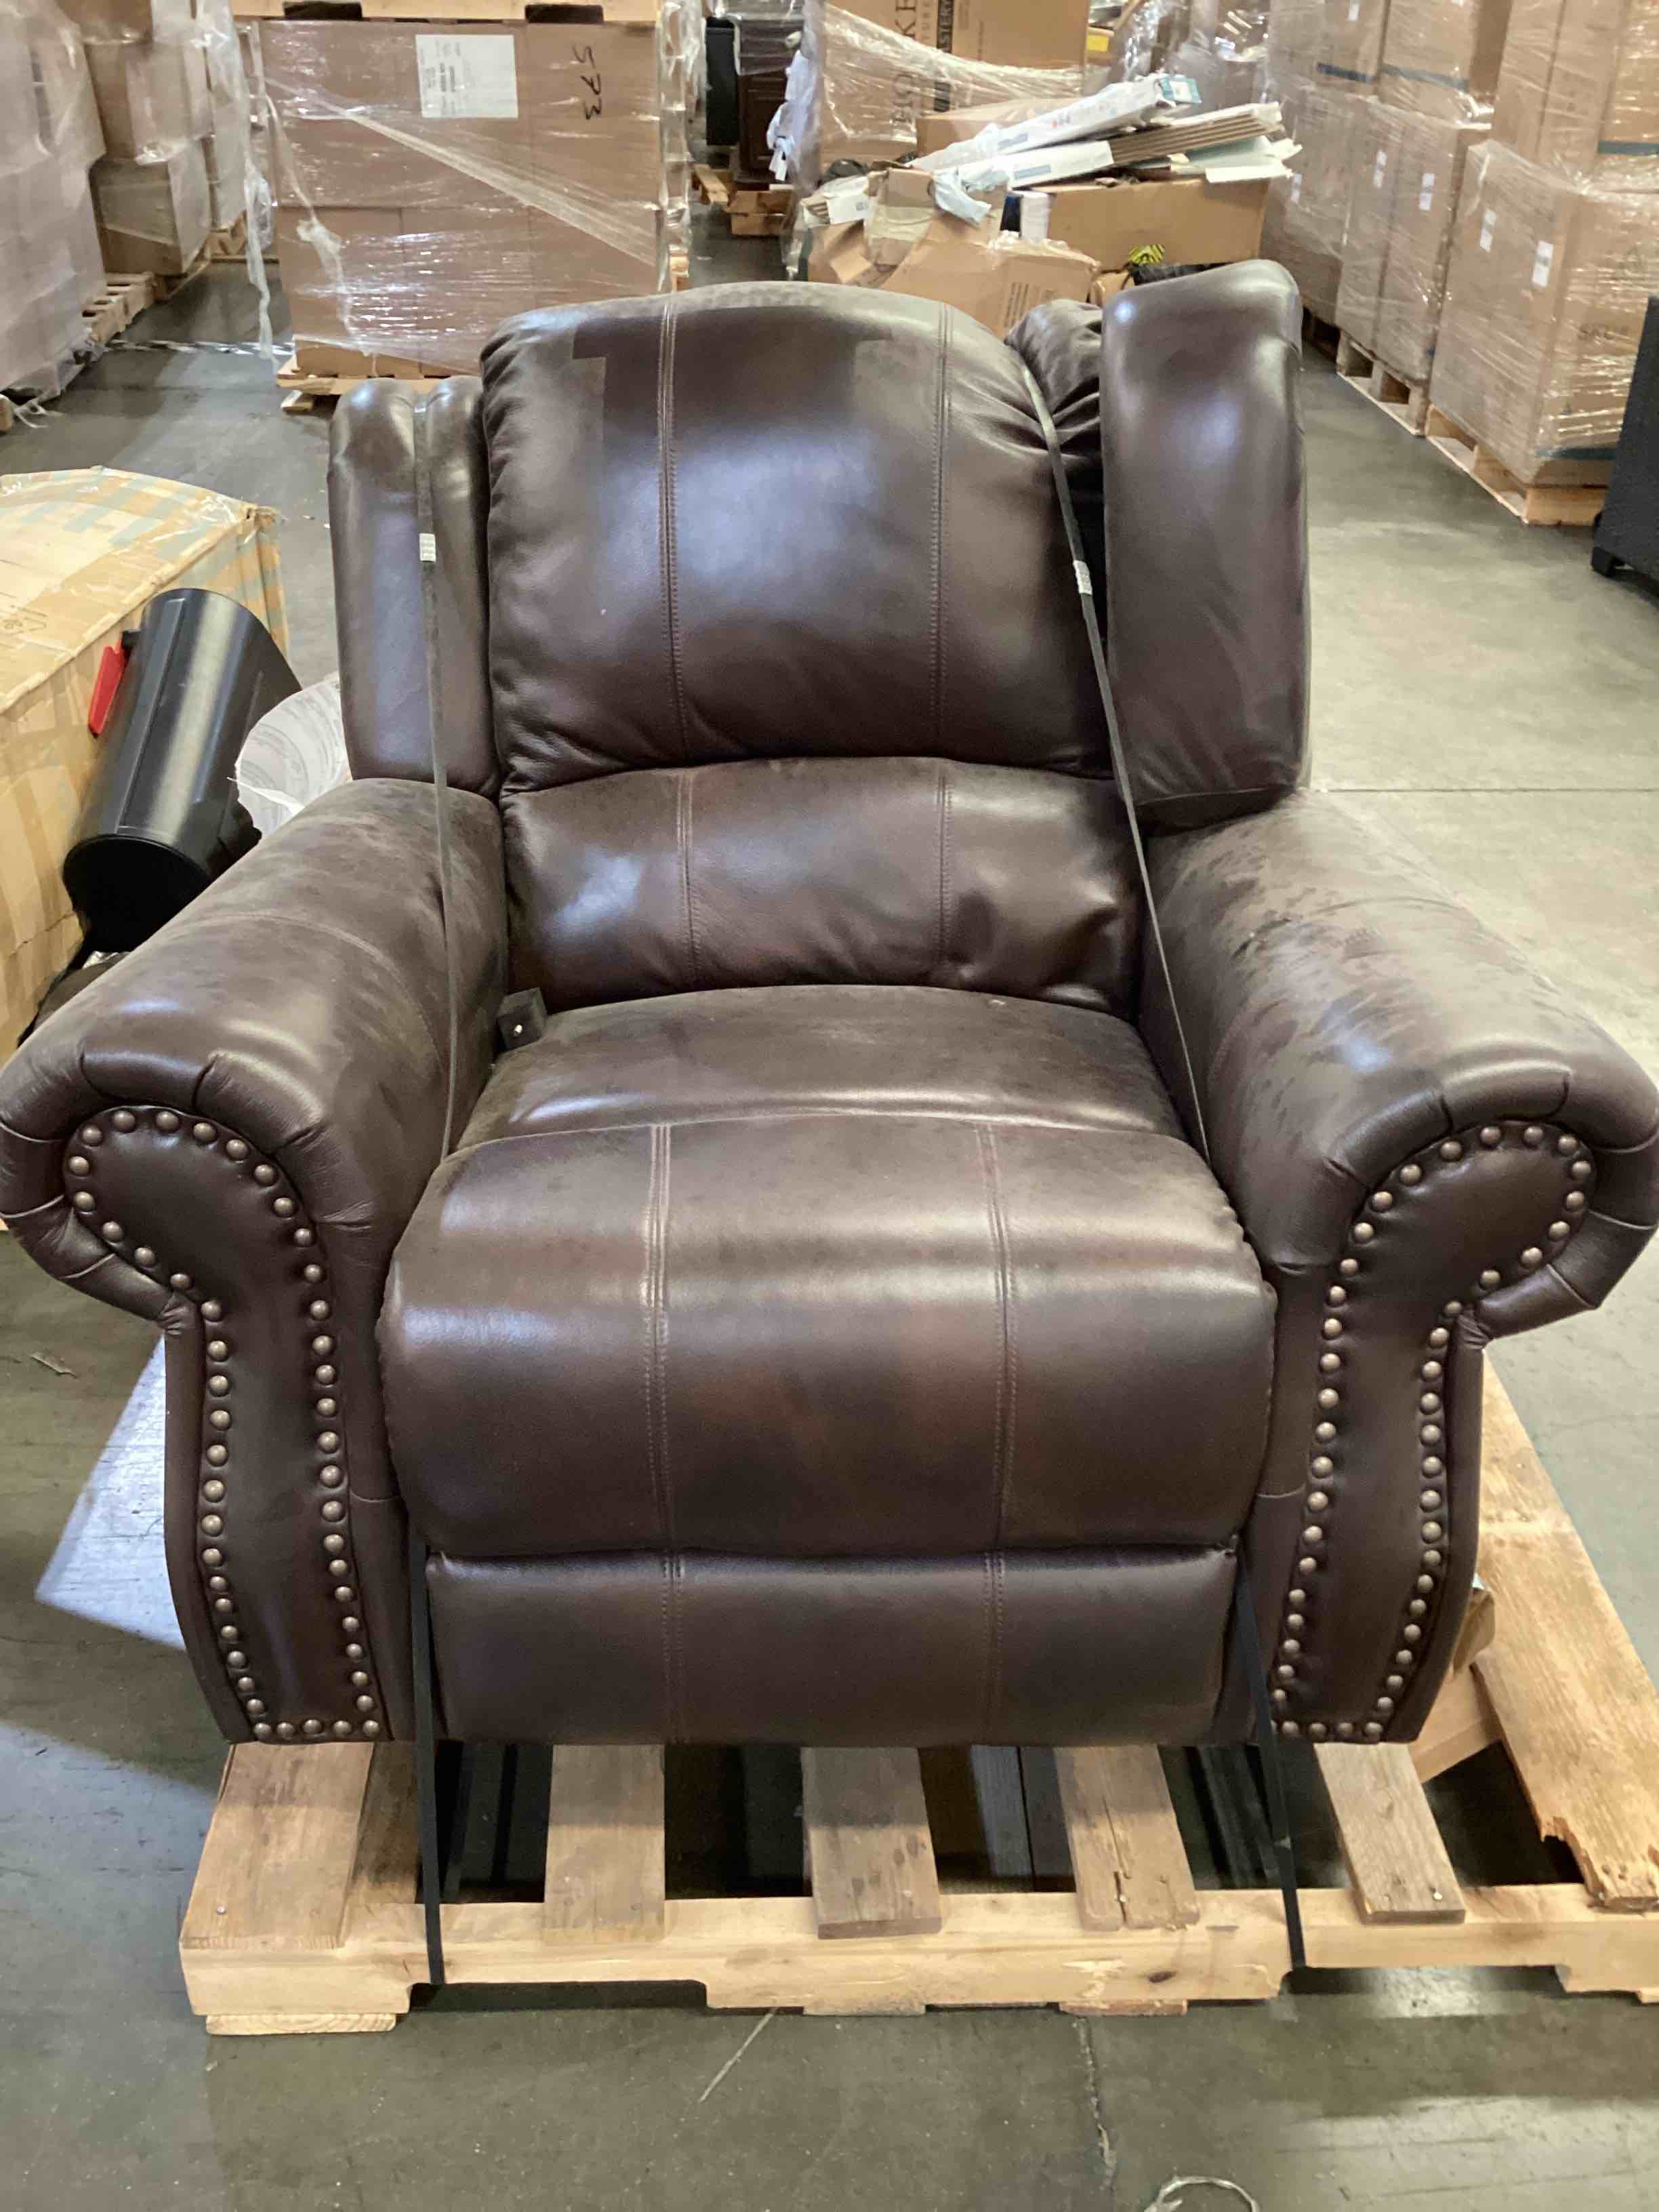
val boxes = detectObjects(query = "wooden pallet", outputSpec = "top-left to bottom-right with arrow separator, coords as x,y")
1301,307 -> 1341,365
1335,328 -> 1431,437
0,274 -> 161,432
1420,404 -> 1607,527
694,163 -> 792,239
180,1368 -> 1659,2033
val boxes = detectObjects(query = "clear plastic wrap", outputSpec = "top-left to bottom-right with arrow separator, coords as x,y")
259,5 -> 699,376
1266,0 -> 1389,98
1261,68 -> 1353,315
1334,98 -> 1481,365
1376,0 -> 1511,127
237,674 -> 348,837
1492,0 -> 1659,187
770,3 -> 1086,191
1429,138 -> 1659,479
1,0 -> 105,397
1337,98 -> 1487,370
1108,0 -> 1271,106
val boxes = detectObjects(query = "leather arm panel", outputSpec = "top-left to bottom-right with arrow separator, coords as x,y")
0,779 -> 506,1740
1099,261 -> 1309,829
1147,790 -> 1659,1741
327,376 -> 497,792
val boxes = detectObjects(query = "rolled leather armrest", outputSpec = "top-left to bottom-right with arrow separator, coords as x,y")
1145,790 -> 1659,1742
0,779 -> 506,1742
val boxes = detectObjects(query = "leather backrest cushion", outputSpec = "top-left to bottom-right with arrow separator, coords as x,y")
478,284 -> 1109,793
504,756 -> 1141,1015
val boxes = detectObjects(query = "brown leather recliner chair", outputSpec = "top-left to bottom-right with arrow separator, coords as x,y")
2,268 -> 1654,1761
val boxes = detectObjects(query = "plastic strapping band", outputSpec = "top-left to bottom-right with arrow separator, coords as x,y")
1021,357 -> 1304,1971
415,400 -> 461,1162
1017,363 -> 1211,1165
412,401 -> 455,1990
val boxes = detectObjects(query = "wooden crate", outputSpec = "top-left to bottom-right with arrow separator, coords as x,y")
180,1369 -> 1659,2034
1335,329 -> 1432,438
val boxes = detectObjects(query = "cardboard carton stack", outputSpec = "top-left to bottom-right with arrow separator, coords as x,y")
1,0 -> 106,400
1425,0 -> 1659,481
1263,0 -> 1392,318
61,0 -> 213,274
257,3 -> 696,379
196,0 -> 249,234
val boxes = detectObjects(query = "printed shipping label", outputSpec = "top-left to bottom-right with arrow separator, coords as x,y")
1479,208 -> 1496,251
1373,150 -> 1388,188
1347,0 -> 1360,19
416,34 -> 518,120
1290,174 -> 1302,203
1418,169 -> 1436,212
1531,239 -> 1555,288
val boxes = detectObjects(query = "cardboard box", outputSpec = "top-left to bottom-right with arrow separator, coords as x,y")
1268,0 -> 1393,95
262,18 -> 670,361
1041,174 -> 1271,268
91,138 -> 209,270
0,468 -> 287,1051
1493,0 -> 1659,186
1378,0 -> 1513,123
840,0 -> 1089,69
1262,71 -> 1355,315
1429,140 -> 1659,480
85,34 -> 211,158
1336,98 -> 1486,372
809,171 -> 1098,333
57,0 -> 193,40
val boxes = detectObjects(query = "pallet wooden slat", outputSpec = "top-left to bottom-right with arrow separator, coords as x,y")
1336,328 -> 1431,437
1055,1746 -> 1201,1931
543,1744 -> 665,1943
1475,1368 -> 1659,1912
1315,1744 -> 1465,1923
1422,404 -> 1606,526
182,1743 -> 377,1955
802,1748 -> 943,1940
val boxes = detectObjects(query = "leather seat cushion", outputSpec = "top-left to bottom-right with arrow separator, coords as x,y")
381,985 -> 1274,1559
427,1548 -> 1238,1746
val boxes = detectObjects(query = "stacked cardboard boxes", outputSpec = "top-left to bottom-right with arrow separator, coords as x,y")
62,0 -> 213,273
259,5 -> 696,379
1,0 -> 106,398
1263,0 -> 1393,318
1428,0 -> 1659,480
1336,100 -> 1486,374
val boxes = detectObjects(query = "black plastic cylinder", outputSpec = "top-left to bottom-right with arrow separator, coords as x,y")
62,588 -> 299,950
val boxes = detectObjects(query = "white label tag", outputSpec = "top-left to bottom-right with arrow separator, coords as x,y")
418,531 -> 437,565
1347,0 -> 1361,19
416,34 -> 518,120
1290,174 -> 1302,203
1479,208 -> 1497,251
1418,169 -> 1437,212
1532,239 -> 1555,287
1372,150 -> 1389,188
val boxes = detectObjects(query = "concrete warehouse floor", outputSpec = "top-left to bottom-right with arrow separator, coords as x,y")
3,255 -> 1659,2212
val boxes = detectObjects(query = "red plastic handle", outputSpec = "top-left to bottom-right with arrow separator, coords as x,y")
87,641 -> 127,737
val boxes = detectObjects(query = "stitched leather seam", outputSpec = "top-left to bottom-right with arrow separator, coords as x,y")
452,1106 -> 1194,1153
978,1122 -> 1017,1549
643,1122 -> 678,1736
657,298 -> 692,764
677,769 -> 701,988
982,1557 -> 1008,1743
935,761 -> 953,982
930,307 -> 949,758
